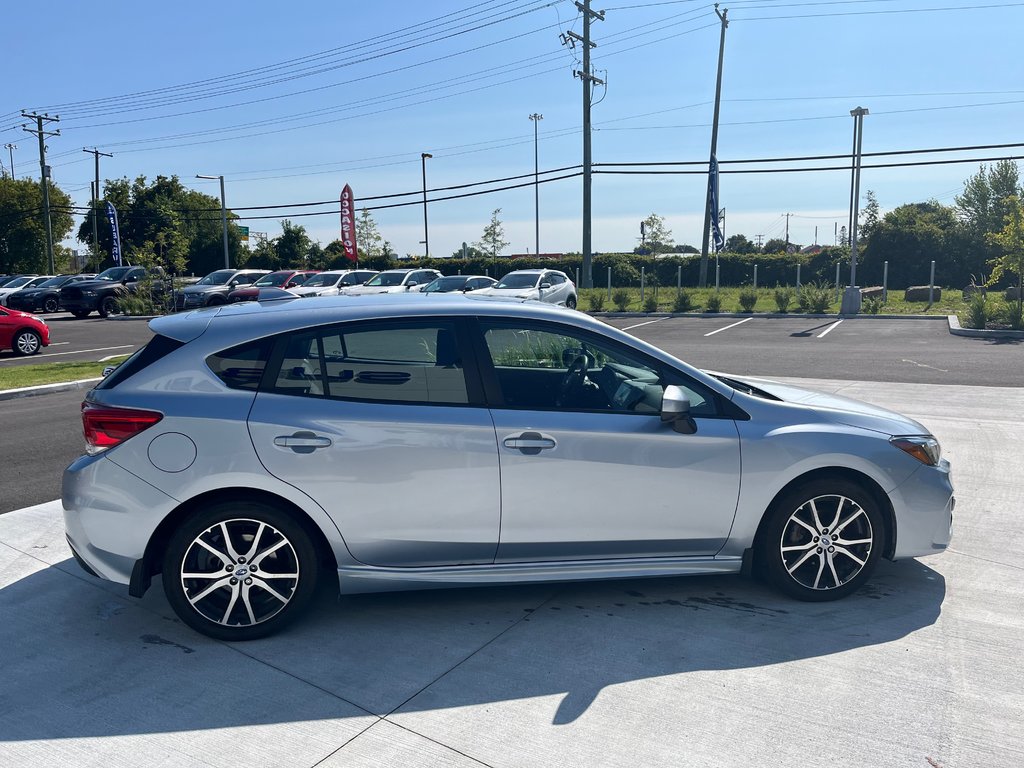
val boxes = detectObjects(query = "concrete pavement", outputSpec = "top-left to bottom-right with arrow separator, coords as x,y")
1,376 -> 1021,767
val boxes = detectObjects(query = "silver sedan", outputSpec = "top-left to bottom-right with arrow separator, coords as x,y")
63,295 -> 953,639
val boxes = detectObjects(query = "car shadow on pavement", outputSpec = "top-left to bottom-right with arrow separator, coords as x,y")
0,552 -> 944,742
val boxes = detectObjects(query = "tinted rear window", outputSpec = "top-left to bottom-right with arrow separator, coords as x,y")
96,334 -> 184,390
207,338 -> 273,391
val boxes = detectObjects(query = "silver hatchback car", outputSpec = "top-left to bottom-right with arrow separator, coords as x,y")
63,295 -> 953,640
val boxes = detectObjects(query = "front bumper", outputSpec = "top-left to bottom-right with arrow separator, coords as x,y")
5,295 -> 40,312
889,459 -> 954,559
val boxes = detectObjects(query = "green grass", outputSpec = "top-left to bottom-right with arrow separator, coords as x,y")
0,356 -> 130,391
579,286 -> 972,319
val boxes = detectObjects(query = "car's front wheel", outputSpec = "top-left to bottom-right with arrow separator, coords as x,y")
43,296 -> 59,313
161,501 -> 320,640
565,295 -> 578,310
758,478 -> 884,601
98,295 -> 118,317
12,329 -> 42,356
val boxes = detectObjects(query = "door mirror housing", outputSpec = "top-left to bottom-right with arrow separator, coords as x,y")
661,385 -> 697,434
539,282 -> 551,290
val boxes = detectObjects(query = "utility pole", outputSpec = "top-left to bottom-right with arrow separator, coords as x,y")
698,4 -> 728,288
83,148 -> 112,264
564,0 -> 604,288
3,143 -> 14,178
755,234 -> 763,249
22,112 -> 60,274
529,113 -> 543,257
420,152 -> 432,258
784,212 -> 791,250
841,106 -> 869,315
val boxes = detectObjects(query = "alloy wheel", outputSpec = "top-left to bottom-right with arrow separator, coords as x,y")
14,331 -> 40,355
778,494 -> 874,591
43,297 -> 59,313
179,518 -> 301,628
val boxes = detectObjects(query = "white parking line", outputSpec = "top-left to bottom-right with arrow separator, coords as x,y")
622,318 -> 667,331
704,317 -> 753,337
34,345 -> 134,359
48,342 -> 70,347
817,320 -> 844,338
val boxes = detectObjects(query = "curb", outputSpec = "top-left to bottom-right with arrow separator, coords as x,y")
0,378 -> 101,402
947,314 -> 1024,339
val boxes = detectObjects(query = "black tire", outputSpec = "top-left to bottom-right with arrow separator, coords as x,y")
97,295 -> 118,318
565,295 -> 578,310
71,310 -> 91,319
758,477 -> 885,601
12,329 -> 42,356
161,500 -> 320,640
42,296 -> 59,313
206,295 -> 227,307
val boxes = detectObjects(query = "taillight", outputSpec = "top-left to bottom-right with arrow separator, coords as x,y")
82,401 -> 163,455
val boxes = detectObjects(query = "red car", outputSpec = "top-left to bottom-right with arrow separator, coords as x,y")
227,270 -> 318,303
0,307 -> 50,356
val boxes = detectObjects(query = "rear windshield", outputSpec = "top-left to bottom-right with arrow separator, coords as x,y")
96,334 -> 185,390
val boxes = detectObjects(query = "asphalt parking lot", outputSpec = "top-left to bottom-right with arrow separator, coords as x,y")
0,313 -> 154,366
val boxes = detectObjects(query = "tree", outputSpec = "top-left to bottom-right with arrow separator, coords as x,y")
725,234 -> 757,254
860,190 -> 881,245
0,176 -> 75,273
274,220 -> 311,268
638,213 -> 674,254
763,238 -> 788,254
77,175 -> 240,275
450,244 -> 488,259
859,200 -> 968,288
988,195 -> 1024,327
475,208 -> 509,258
956,161 -> 1023,281
355,209 -> 384,258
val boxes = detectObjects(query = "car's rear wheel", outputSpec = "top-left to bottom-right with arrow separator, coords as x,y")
12,330 -> 42,356
758,478 -> 884,601
98,295 -> 118,317
162,501 -> 319,640
42,296 -> 59,313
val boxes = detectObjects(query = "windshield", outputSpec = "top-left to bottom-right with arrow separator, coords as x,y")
494,274 -> 540,290
423,277 -> 467,293
254,273 -> 290,287
197,269 -> 235,286
300,273 -> 337,288
365,272 -> 407,287
95,267 -> 133,282
3,277 -> 32,289
35,276 -> 70,289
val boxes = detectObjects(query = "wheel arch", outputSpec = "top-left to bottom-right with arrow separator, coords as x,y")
130,486 -> 339,597
749,466 -> 897,571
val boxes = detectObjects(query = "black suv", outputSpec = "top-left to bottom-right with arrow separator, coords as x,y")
60,266 -> 166,318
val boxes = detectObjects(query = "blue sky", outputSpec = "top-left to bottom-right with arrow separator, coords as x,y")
3,0 -> 1023,259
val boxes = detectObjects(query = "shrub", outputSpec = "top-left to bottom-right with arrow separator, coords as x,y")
862,297 -> 883,315
116,292 -> 156,316
587,292 -> 605,311
773,286 -> 794,313
672,288 -> 693,313
705,293 -> 722,313
993,298 -> 1024,330
612,288 -> 631,312
643,293 -> 658,312
966,292 -> 988,329
738,287 -> 758,312
797,282 -> 833,314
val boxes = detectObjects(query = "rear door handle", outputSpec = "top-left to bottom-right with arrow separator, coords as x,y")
274,431 -> 332,453
503,431 -> 556,455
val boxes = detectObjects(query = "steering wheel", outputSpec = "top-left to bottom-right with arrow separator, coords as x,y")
556,352 -> 594,407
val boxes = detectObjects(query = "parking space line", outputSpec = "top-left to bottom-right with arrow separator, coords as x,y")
704,317 -> 752,337
33,345 -> 134,359
622,318 -> 667,331
817,320 -> 843,338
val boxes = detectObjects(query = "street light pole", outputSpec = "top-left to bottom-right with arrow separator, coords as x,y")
840,107 -> 869,315
529,113 -> 543,257
197,174 -> 230,269
421,153 -> 432,258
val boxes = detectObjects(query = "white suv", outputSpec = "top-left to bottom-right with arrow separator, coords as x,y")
481,269 -> 577,308
340,268 -> 441,295
290,269 -> 379,297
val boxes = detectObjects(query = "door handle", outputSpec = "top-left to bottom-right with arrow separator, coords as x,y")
274,431 -> 332,453
502,431 -> 556,455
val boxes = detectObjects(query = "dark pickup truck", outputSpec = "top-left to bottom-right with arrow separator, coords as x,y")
59,265 -> 166,318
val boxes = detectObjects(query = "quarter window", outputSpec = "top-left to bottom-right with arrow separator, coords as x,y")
207,338 -> 273,391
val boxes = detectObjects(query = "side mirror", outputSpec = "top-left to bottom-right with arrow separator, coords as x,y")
406,281 -> 418,289
539,282 -> 551,290
661,385 -> 697,434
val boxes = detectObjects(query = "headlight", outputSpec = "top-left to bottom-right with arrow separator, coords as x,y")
891,436 -> 941,466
